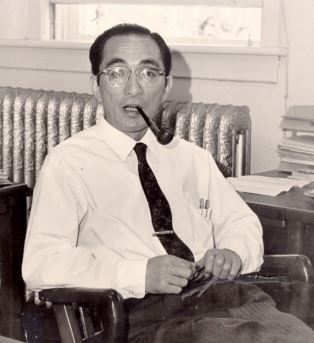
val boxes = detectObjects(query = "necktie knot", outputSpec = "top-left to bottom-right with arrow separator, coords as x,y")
134,142 -> 147,163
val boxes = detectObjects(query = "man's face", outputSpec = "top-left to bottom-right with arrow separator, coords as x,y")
97,34 -> 172,140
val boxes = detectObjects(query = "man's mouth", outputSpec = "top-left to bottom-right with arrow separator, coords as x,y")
123,105 -> 141,114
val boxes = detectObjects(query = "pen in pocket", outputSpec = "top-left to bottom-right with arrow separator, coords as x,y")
199,198 -> 204,216
200,198 -> 211,219
205,199 -> 209,219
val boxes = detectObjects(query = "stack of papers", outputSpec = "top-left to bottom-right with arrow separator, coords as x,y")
277,135 -> 314,165
277,105 -> 314,174
288,169 -> 314,181
228,175 -> 310,196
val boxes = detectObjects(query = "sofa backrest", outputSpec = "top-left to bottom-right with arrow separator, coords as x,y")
0,87 -> 251,189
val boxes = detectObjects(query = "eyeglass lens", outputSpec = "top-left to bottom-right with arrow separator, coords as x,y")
105,67 -> 163,87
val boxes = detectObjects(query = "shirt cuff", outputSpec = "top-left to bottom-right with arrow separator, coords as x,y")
117,258 -> 148,299
219,238 -> 264,274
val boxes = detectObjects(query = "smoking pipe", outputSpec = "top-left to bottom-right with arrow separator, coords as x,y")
136,107 -> 174,145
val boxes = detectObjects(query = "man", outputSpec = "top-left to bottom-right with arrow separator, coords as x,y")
22,24 -> 314,342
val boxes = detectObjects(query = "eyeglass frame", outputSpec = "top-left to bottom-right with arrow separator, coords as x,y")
96,66 -> 167,88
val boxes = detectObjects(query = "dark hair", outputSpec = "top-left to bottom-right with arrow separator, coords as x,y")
89,23 -> 172,78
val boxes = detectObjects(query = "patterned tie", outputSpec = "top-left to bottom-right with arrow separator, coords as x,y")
134,142 -> 194,262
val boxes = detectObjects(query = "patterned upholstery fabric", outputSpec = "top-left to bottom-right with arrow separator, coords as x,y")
0,87 -> 251,189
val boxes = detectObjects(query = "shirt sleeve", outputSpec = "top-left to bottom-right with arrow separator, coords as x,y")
207,152 -> 264,274
22,153 -> 148,299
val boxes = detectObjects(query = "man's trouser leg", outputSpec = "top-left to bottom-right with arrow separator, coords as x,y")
126,281 -> 314,343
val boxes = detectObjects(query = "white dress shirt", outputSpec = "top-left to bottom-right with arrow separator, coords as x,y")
22,117 -> 263,299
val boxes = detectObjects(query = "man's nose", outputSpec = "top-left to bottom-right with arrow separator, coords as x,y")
124,71 -> 143,96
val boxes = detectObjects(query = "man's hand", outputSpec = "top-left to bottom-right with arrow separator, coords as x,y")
196,249 -> 242,281
145,255 -> 195,294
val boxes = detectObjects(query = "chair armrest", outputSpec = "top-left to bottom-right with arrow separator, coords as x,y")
39,287 -> 123,306
260,254 -> 314,283
39,288 -> 126,342
242,255 -> 314,324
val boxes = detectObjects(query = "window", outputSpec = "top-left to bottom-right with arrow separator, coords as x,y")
51,0 -> 266,47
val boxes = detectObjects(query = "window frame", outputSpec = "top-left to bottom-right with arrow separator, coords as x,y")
27,0 -> 284,49
49,0 -> 263,6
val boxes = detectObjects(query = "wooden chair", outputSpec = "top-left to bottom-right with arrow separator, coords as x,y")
33,254 -> 314,343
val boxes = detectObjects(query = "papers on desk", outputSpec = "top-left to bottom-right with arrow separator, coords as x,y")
227,175 -> 310,196
277,105 -> 314,172
288,169 -> 314,181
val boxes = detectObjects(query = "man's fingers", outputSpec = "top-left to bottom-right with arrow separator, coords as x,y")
171,255 -> 194,268
169,275 -> 189,288
172,265 -> 193,279
227,259 -> 242,280
170,255 -> 195,279
189,263 -> 196,277
146,255 -> 194,294
204,252 -> 215,275
164,284 -> 183,294
212,253 -> 225,277
218,257 -> 232,279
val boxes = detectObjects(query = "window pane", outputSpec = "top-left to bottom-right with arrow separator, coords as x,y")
54,3 -> 262,46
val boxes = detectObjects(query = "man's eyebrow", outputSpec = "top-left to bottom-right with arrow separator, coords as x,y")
105,58 -> 127,68
139,59 -> 161,69
103,58 -> 162,69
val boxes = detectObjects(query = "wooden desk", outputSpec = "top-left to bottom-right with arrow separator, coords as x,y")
0,184 -> 28,341
239,171 -> 314,265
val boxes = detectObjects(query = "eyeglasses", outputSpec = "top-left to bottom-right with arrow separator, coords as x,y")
97,66 -> 166,88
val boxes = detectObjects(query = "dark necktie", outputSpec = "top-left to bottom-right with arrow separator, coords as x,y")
134,142 -> 194,262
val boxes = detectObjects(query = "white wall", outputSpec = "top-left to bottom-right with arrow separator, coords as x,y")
284,0 -> 314,107
170,53 -> 286,173
0,0 -> 27,39
0,1 -> 313,173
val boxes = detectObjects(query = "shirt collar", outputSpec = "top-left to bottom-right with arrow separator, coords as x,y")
96,117 -> 159,160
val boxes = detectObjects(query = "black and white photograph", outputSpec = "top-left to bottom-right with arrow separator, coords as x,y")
0,1 -> 314,342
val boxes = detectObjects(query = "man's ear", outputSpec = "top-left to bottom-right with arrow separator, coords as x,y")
162,75 -> 173,102
90,74 -> 102,103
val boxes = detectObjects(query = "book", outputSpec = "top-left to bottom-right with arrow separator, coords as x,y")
279,117 -> 314,132
281,157 -> 314,166
288,169 -> 314,181
228,175 -> 309,196
285,105 -> 314,121
279,135 -> 314,150
278,160 -> 314,173
277,106 -> 314,173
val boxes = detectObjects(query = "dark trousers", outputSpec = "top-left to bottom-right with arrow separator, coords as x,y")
126,281 -> 314,343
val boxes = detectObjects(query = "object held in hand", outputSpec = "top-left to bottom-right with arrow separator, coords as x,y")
191,264 -> 205,282
181,274 -> 219,299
